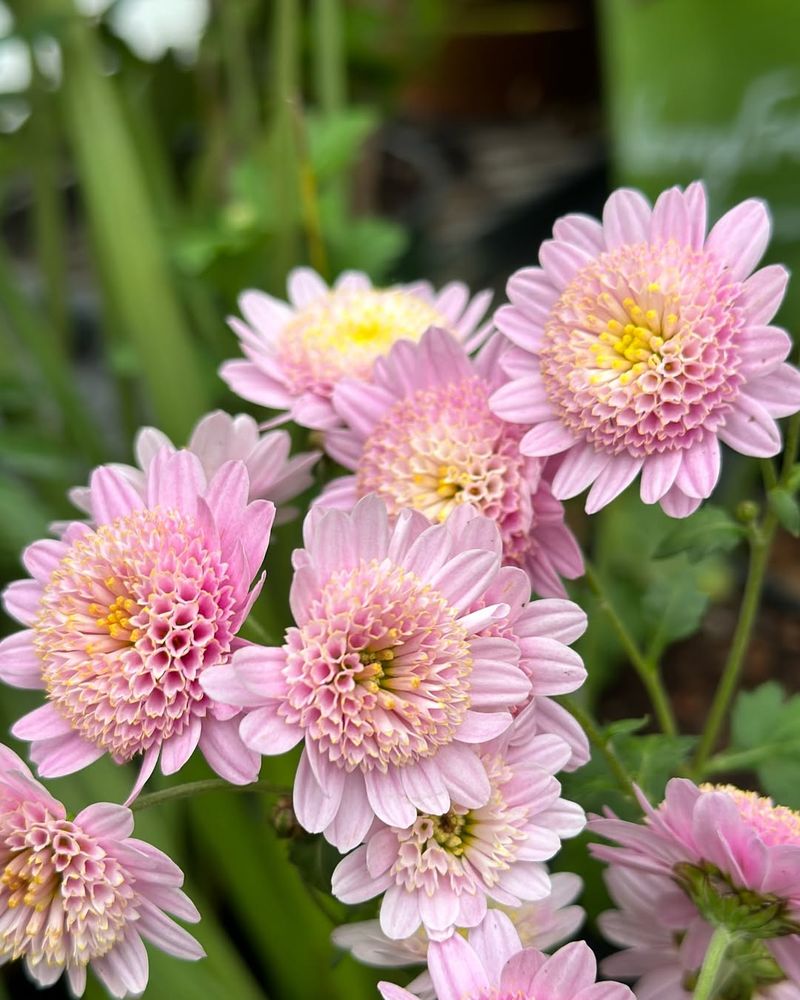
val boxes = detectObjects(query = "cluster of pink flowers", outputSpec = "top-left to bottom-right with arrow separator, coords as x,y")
2,180 -> 800,997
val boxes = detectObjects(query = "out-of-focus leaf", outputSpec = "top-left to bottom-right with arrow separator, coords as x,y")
0,478 -> 55,555
642,569 -> 709,659
307,106 -> 378,180
322,194 -> 408,281
769,487 -> 800,536
655,505 -> 744,562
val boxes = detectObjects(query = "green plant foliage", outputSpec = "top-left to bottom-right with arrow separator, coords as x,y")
655,505 -> 745,563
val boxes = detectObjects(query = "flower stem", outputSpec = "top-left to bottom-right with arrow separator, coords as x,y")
692,926 -> 732,1000
559,696 -> 638,802
584,562 -> 677,736
130,778 -> 286,813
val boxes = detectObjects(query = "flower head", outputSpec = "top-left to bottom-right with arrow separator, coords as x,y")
590,779 -> 800,989
318,327 -> 583,597
332,871 -> 584,1000
331,728 -> 584,941
1,448 -> 273,792
220,267 -> 492,429
378,912 -> 633,1000
69,410 -> 319,526
0,744 -> 202,997
490,182 -> 800,516
201,495 -> 532,851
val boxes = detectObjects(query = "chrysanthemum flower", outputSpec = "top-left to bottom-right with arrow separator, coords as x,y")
490,182 -> 800,516
220,267 -> 492,430
318,327 -> 583,597
69,410 -> 319,526
378,912 -> 633,1000
332,871 -> 584,1000
0,744 -> 203,997
331,727 -> 584,940
201,496 -> 532,851
1,448 -> 274,793
590,779 -> 800,989
598,865 -> 799,1000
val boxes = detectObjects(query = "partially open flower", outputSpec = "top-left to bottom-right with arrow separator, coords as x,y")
1,448 -> 273,794
0,744 -> 203,997
591,779 -> 800,990
490,182 -> 800,516
318,327 -> 583,597
331,728 -> 584,941
69,410 -> 319,526
220,267 -> 492,429
378,912 -> 632,1000
201,496 -> 532,851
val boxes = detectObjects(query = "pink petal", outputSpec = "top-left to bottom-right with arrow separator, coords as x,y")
22,539 -> 68,584
380,884 -> 422,940
467,649 -> 531,709
649,187 -> 690,244
500,949 -> 548,994
332,379 -> 394,438
74,802 -> 134,841
230,644 -> 288,701
379,985 -> 417,1000
400,758 -> 450,815
419,882 -> 460,935
684,181 -> 708,249
324,773 -> 374,852
658,485 -> 703,519
238,288 -> 293,334
520,420 -> 576,457
3,579 -> 42,626
428,935 -> 491,1000
551,444 -> 610,500
469,910 -> 523,983
146,449 -> 205,516
0,630 -> 43,689
13,702 -> 74,740
90,465 -> 146,523
674,434 -> 721,499
531,941 -> 597,996
30,732 -> 105,777
743,364 -> 800,418
293,749 -> 345,832
539,240 -> 594,287
494,304 -> 543,352
430,550 -> 500,613
738,325 -> 792,376
287,266 -> 328,308
741,264 -> 789,325
639,450 -> 682,504
332,845 -> 392,904
239,705 -> 302,754
490,377 -> 555,425
515,599 -> 587,644
435,744 -> 491,808
603,188 -> 651,248
719,394 -> 782,457
456,710 -> 512,743
136,899 -> 205,960
219,359 -> 292,409
553,214 -> 605,253
519,637 -> 586,695
160,717 -> 202,775
198,716 -> 261,784
584,455 -> 642,514
706,198 -> 770,281
364,768 -> 417,828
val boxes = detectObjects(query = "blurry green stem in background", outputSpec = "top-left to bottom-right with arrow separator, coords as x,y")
313,0 -> 346,116
44,0 -> 209,441
693,411 -> 800,777
217,0 -> 261,149
584,561 -> 678,737
290,98 -> 329,278
130,777 -> 288,813
559,696 -> 638,802
0,243 -> 106,465
692,926 -> 733,1000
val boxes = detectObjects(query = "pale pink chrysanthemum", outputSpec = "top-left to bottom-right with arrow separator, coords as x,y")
0,447 -> 274,794
590,779 -> 800,987
201,495 -> 533,851
490,182 -> 800,517
598,865 -> 799,1000
331,725 -> 585,940
378,913 -> 633,1000
332,872 -> 584,1000
0,744 -> 203,997
317,327 -> 584,597
219,267 -> 492,430
69,410 -> 319,526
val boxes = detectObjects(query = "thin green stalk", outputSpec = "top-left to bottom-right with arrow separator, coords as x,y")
269,0 -> 301,280
290,98 -> 329,278
313,0 -> 346,115
559,696 -> 637,801
692,926 -> 732,1000
585,561 -> 677,736
130,777 -> 286,813
217,0 -> 261,148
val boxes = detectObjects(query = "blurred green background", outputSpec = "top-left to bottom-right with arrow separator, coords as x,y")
2,1 -> 800,997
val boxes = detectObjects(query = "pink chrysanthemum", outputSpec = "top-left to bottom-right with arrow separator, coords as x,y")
332,872 -> 584,1000
0,448 -> 274,793
490,182 -> 800,517
220,267 -> 492,430
201,496 -> 533,851
331,727 -> 584,940
0,744 -> 202,997
317,327 -> 583,597
69,410 -> 319,526
590,779 -> 800,990
598,865 -> 800,1000
378,913 -> 633,1000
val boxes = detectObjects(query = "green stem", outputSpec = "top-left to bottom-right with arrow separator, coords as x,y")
313,0 -> 346,115
559,696 -> 638,801
584,562 -> 677,736
130,778 -> 286,813
693,926 -> 732,1000
217,0 -> 261,148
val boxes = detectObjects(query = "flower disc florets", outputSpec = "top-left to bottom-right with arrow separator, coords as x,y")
35,507 -> 235,762
281,559 -> 472,771
540,240 -> 745,457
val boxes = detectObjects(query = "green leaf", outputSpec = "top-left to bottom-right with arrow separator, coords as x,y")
642,570 -> 710,659
769,487 -> 800,536
655,505 -> 744,562
307,106 -> 379,181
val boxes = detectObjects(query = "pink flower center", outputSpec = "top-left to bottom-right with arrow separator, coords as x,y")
280,559 -> 472,771
0,801 -> 135,968
356,377 -> 535,564
391,755 -> 528,895
702,784 -> 800,847
35,508 -> 237,761
277,288 -> 446,397
539,240 -> 746,457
